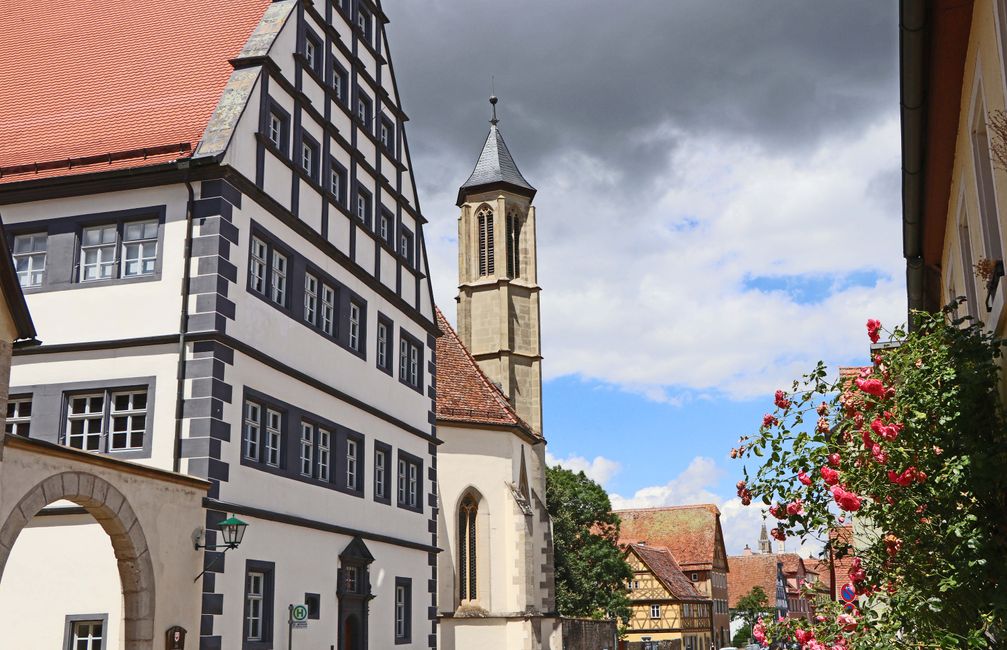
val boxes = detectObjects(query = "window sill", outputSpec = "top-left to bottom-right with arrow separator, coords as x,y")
23,273 -> 161,294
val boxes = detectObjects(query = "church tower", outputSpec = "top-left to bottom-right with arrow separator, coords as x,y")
759,522 -> 772,554
456,97 -> 543,434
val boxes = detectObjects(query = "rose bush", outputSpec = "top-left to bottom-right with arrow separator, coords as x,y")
734,306 -> 1007,648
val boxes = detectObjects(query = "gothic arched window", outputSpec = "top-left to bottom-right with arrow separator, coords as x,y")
506,211 -> 521,278
477,207 -> 494,276
458,494 -> 478,602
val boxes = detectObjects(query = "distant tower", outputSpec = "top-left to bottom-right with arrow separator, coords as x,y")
456,96 -> 542,434
759,522 -> 772,554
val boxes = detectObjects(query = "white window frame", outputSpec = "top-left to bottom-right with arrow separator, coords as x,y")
300,421 -> 314,477
304,273 -> 318,325
246,571 -> 264,642
408,461 -> 418,507
349,302 -> 361,351
70,619 -> 104,650
409,344 -> 419,387
650,604 -> 661,619
301,140 -> 315,177
121,220 -> 158,277
394,584 -> 407,639
379,212 -> 390,242
304,38 -> 317,71
377,321 -> 388,368
270,250 -> 287,306
318,428 -> 331,481
356,189 -> 370,222
5,396 -> 31,436
243,401 -> 261,460
108,390 -> 147,451
265,409 -> 282,467
79,224 -> 118,282
250,237 -> 267,295
268,112 -> 283,149
397,458 -> 406,504
346,438 -> 358,489
321,285 -> 335,335
375,449 -> 386,498
330,166 -> 343,198
12,232 -> 46,288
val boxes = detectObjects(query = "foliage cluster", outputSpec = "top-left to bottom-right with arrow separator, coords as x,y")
735,308 -> 1007,648
545,465 -> 633,623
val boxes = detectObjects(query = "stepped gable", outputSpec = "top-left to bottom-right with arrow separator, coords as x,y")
727,553 -> 781,608
434,307 -> 538,438
631,543 -> 706,601
616,504 -> 721,570
0,0 -> 271,184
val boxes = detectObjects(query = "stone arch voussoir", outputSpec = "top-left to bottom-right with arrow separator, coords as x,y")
0,471 -> 156,650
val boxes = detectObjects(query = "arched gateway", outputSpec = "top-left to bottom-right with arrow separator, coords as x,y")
0,435 -> 208,650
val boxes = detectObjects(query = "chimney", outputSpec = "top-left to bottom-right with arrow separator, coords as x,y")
743,544 -> 753,556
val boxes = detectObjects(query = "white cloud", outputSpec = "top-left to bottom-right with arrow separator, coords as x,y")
545,451 -> 622,487
611,456 -> 824,557
426,114 -> 906,402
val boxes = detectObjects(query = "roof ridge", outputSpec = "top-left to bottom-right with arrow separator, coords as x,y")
434,307 -> 539,437
615,503 -> 720,514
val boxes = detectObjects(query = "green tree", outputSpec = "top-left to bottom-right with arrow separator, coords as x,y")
731,623 -> 752,648
545,465 -> 633,622
731,585 -> 770,643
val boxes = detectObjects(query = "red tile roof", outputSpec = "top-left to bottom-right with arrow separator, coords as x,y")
615,504 -> 724,570
630,543 -> 706,601
0,0 -> 271,184
727,554 -> 781,609
434,308 -> 538,437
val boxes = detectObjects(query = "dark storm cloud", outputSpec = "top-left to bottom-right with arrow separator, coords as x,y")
384,0 -> 897,196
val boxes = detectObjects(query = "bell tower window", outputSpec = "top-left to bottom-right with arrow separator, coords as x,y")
506,211 -> 521,278
477,207 -> 494,277
458,494 -> 478,602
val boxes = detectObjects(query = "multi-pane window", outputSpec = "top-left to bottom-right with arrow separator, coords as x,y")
380,117 -> 394,152
357,6 -> 372,42
80,224 -> 117,281
304,34 -> 321,75
356,94 -> 371,129
333,63 -> 348,103
66,389 -> 147,452
348,302 -> 361,351
477,207 -> 495,276
650,604 -> 661,619
398,457 -> 419,509
5,397 -> 31,436
12,233 -> 46,288
268,112 -> 284,149
318,428 -> 331,481
377,321 -> 389,369
71,620 -> 104,650
345,565 -> 359,593
321,285 -> 336,335
346,438 -> 358,488
300,422 -> 314,477
246,571 -> 265,642
329,163 -> 346,204
394,579 -> 411,642
122,220 -> 158,277
399,336 -> 421,389
109,390 -> 147,450
250,237 -> 267,294
270,250 -> 287,306
356,186 -> 372,224
399,229 -> 414,266
304,273 -> 318,325
379,211 -> 393,245
375,449 -> 386,499
243,401 -> 261,460
265,408 -> 282,467
301,138 -> 319,182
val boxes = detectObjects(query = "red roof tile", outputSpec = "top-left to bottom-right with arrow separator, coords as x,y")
0,0 -> 271,183
630,544 -> 706,601
434,308 -> 537,436
727,554 -> 781,609
616,504 -> 724,569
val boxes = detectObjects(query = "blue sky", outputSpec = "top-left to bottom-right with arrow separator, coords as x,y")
385,0 -> 904,555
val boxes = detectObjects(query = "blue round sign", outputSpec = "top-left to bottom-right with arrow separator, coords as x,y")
840,583 -> 856,602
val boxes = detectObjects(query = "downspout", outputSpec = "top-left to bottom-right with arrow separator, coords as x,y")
173,177 -> 197,473
901,0 -> 928,327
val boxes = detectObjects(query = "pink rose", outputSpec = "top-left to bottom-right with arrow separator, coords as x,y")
798,470 -> 812,486
763,413 -> 778,428
820,466 -> 840,485
866,318 -> 881,343
774,389 -> 791,410
854,377 -> 885,397
786,500 -> 804,516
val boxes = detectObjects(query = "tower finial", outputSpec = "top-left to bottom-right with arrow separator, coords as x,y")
489,95 -> 499,126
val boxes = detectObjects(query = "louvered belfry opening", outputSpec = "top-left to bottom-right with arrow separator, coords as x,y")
506,211 -> 521,278
477,207 -> 495,276
458,494 -> 479,602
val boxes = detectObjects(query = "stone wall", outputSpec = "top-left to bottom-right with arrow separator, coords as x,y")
562,617 -> 618,650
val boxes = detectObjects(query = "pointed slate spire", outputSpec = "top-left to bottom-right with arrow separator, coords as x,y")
457,96 -> 536,206
759,522 -> 772,554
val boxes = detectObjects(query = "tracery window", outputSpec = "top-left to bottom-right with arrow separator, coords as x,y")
458,494 -> 478,602
477,207 -> 494,276
506,211 -> 520,278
